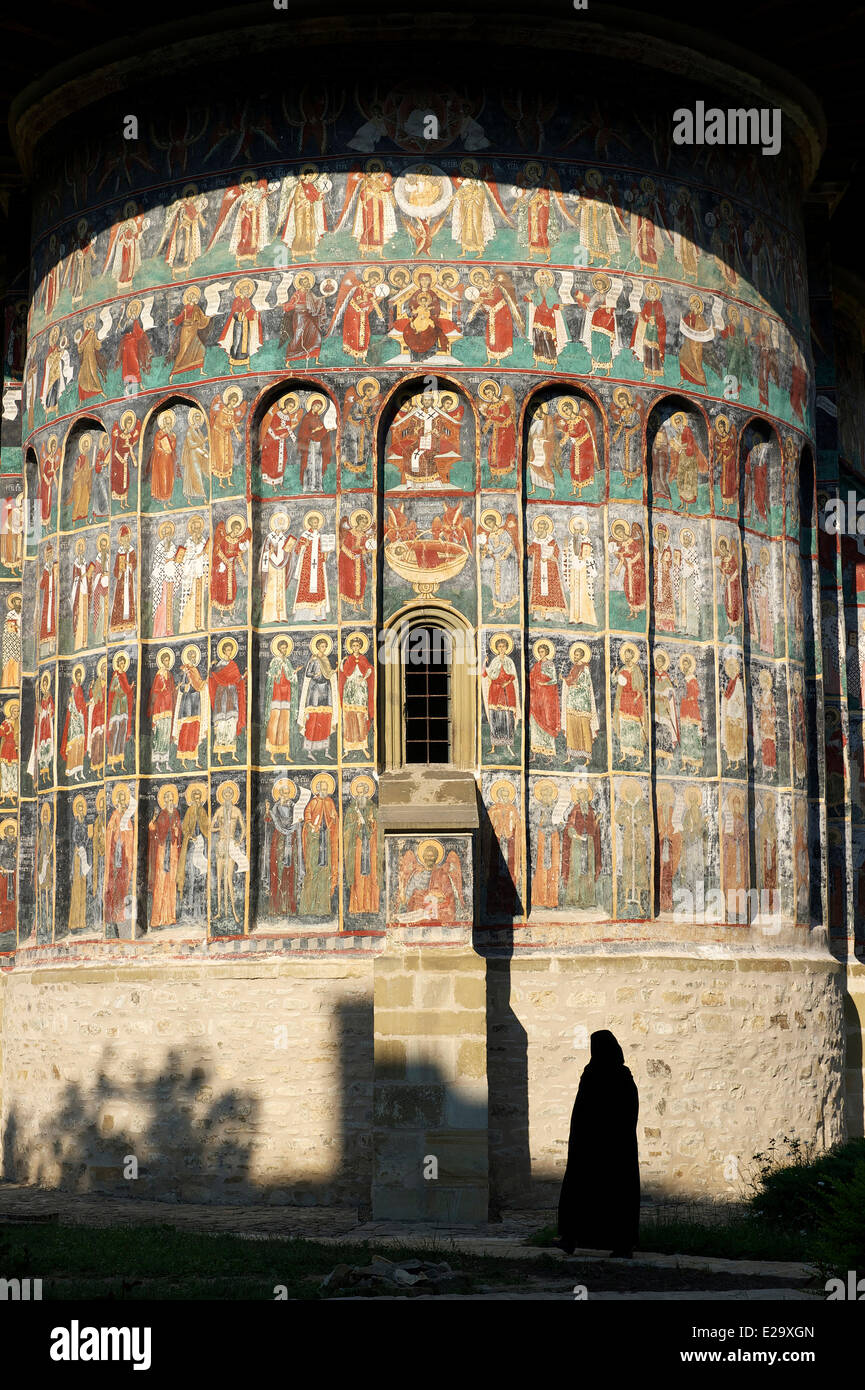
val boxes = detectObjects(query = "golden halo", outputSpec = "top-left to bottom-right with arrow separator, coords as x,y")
349,508 -> 372,529
279,393 -> 299,412
759,545 -> 770,565
671,411 -> 686,429
269,510 -> 289,532
481,508 -> 502,529
531,513 -> 553,535
0,818 -> 17,836
311,772 -> 335,797
689,294 -> 704,312
417,837 -> 444,865
356,376 -> 380,397
533,268 -> 553,288
619,642 -> 638,663
568,513 -> 588,535
182,645 -> 201,667
411,264 -> 438,287
654,648 -> 669,670
532,637 -> 555,661
678,652 -> 695,674
158,519 -> 175,540
111,783 -> 131,809
350,774 -> 375,798
490,778 -> 516,803
680,529 -> 694,547
270,633 -> 294,657
533,779 -> 558,805
222,385 -> 242,405
79,433 -> 92,450
305,392 -> 327,413
217,780 -> 239,804
73,794 -> 87,816
610,518 -> 630,541
270,778 -> 297,804
470,267 -> 491,286
186,513 -> 205,533
3,699 -> 19,718
185,782 -> 208,805
612,386 -> 632,407
72,663 -> 85,682
644,281 -> 661,300
361,266 -> 384,285
157,783 -> 179,809
235,278 -> 254,296
74,537 -> 86,554
97,532 -> 110,549
489,632 -> 514,654
217,636 -> 238,661
157,647 -> 176,669
345,631 -> 369,653
294,271 -> 315,290
157,409 -> 176,429
309,633 -> 333,655
592,272 -> 611,292
95,788 -> 106,810
112,651 -> 130,671
571,781 -> 594,803
96,657 -> 108,676
226,513 -> 247,532
303,510 -> 324,530
478,379 -> 500,399
569,641 -> 591,663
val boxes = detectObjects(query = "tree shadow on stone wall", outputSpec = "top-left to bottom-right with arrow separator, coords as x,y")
1,996 -> 376,1208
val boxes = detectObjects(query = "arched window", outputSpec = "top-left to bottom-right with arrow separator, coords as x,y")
403,623 -> 452,764
380,605 -> 475,772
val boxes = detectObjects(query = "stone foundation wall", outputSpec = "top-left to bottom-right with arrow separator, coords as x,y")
0,951 -> 851,1209
488,953 -> 848,1207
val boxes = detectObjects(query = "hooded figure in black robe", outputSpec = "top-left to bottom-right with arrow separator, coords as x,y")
556,1029 -> 640,1255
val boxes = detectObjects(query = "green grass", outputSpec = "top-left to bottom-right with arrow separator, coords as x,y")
0,1223 -> 562,1301
528,1213 -> 811,1262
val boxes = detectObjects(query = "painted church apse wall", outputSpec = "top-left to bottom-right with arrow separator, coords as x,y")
10,69 -> 819,947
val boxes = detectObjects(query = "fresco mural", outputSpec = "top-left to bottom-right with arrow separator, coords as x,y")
7,74 -> 822,949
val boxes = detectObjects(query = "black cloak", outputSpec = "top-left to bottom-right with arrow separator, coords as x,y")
557,1029 -> 640,1254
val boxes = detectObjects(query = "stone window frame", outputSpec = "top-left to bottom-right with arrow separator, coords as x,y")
379,603 -> 477,772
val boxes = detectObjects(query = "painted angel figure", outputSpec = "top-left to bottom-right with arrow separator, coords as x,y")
208,173 -> 272,266
609,386 -> 646,487
627,175 -> 671,273
465,269 -> 523,366
334,160 -> 398,257
448,158 -> 513,257
327,268 -> 386,362
511,161 -> 575,261
573,168 -> 627,267
102,202 -> 151,291
64,220 -> 97,304
209,386 -> 248,487
158,185 -> 208,277
276,165 -> 332,260
396,840 -> 466,925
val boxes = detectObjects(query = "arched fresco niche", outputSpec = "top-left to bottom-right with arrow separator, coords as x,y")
254,382 -> 339,499
140,395 -> 212,513
379,379 -> 477,626
58,419 -> 108,532
646,395 -> 710,516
